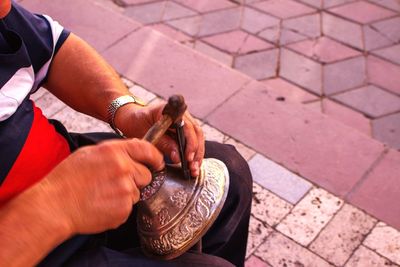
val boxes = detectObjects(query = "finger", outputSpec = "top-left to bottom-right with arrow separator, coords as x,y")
131,162 -> 152,189
123,139 -> 165,172
182,113 -> 199,163
156,135 -> 180,163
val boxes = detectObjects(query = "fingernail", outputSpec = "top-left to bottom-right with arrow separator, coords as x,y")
188,152 -> 195,162
171,150 -> 179,163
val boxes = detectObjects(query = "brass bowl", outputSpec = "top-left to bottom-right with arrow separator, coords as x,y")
137,158 -> 229,260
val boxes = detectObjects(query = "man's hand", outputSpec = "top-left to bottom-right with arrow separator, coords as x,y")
114,102 -> 205,177
37,138 -> 164,234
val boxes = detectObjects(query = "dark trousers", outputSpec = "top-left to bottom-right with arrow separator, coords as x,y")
54,132 -> 253,267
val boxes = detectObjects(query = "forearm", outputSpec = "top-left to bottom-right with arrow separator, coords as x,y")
44,33 -> 134,122
0,182 -> 71,267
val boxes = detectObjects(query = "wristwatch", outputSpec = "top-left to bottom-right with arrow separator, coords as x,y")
107,95 -> 145,137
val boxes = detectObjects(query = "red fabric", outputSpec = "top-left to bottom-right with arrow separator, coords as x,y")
0,104 -> 71,205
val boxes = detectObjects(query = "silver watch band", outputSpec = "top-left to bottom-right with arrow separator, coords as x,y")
107,95 -> 145,137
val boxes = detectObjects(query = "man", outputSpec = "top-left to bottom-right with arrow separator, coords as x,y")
0,1 -> 252,266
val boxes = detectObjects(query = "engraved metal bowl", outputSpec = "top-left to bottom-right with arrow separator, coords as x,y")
137,158 -> 229,260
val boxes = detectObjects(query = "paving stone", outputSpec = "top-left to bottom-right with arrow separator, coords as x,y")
305,99 -> 323,112
309,204 -> 377,266
201,123 -> 227,143
299,0 -> 322,8
21,0 -> 141,52
371,17 -> 400,43
173,0 -> 236,13
282,13 -> 321,39
279,28 -> 309,45
364,24 -> 395,51
128,84 -> 157,104
328,1 -> 396,24
198,8 -> 242,37
332,85 -> 400,118
234,49 -> 278,80
52,106 -> 111,133
207,80 -> 385,197
252,182 -> 293,226
347,150 -> 400,229
123,1 -> 165,24
345,245 -> 399,267
261,78 -> 318,103
166,15 -> 202,36
324,56 -> 366,95
287,36 -> 361,63
251,0 -> 316,19
194,41 -> 233,66
254,231 -> 332,267
280,48 -> 322,95
322,12 -> 363,49
202,30 -> 273,55
151,23 -> 192,42
368,0 -> 400,12
163,1 -> 197,21
372,112 -> 400,149
223,138 -> 256,161
323,0 -> 355,8
103,27 -> 251,119
241,7 -> 280,34
372,44 -> 400,66
322,99 -> 371,136
245,256 -> 272,267
368,56 -> 400,95
248,154 -> 312,204
277,188 -> 343,246
258,26 -> 280,44
34,92 -> 66,118
246,215 -> 273,258
364,222 -> 400,265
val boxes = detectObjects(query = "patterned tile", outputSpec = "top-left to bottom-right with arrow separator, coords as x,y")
173,0 -> 236,13
255,231 -> 332,266
372,112 -> 400,149
163,1 -> 197,21
252,182 -> 293,227
368,56 -> 400,95
258,26 -> 280,44
322,12 -> 363,49
234,49 -> 278,80
246,215 -> 273,258
279,28 -> 309,45
198,8 -> 241,37
323,0 -> 355,8
276,188 -> 343,246
299,0 -> 322,8
328,1 -> 396,24
123,1 -> 165,24
332,85 -> 400,118
166,15 -> 202,36
151,23 -> 192,42
287,36 -> 361,63
309,204 -> 377,266
248,154 -> 312,204
371,17 -> 400,43
241,7 -> 279,34
280,48 -> 322,95
323,56 -> 366,95
251,0 -> 316,19
372,44 -> 400,65
261,78 -> 318,103
345,245 -> 399,267
194,41 -> 233,66
364,24 -> 395,51
364,222 -> 400,265
282,13 -> 321,39
368,0 -> 400,12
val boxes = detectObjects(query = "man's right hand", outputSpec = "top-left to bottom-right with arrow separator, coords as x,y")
36,138 -> 164,235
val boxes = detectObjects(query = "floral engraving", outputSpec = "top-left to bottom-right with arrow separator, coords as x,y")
157,208 -> 171,226
170,190 -> 188,209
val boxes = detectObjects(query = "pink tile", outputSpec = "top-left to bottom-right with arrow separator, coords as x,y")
323,0 -> 355,8
119,0 -> 161,5
323,12 -> 363,49
245,256 -> 271,267
103,27 -> 250,118
234,49 -> 279,80
202,30 -> 273,54
347,149 -> 400,230
332,85 -> 400,118
282,13 -> 321,39
322,99 -> 371,136
364,24 -> 394,51
258,26 -> 280,44
123,2 -> 165,24
242,7 -> 279,34
372,44 -> 400,65
261,78 -> 318,103
173,0 -> 236,13
323,56 -> 366,95
194,41 -> 233,66
151,23 -> 192,42
305,100 -> 323,112
251,0 -> 316,19
369,0 -> 400,12
372,17 -> 400,43
163,1 -> 197,21
166,15 -> 202,36
299,0 -> 322,8
368,56 -> 400,95
198,8 -> 242,37
20,0 -> 141,52
208,80 -> 385,197
280,48 -> 322,95
287,37 -> 361,63
329,1 -> 396,24
372,112 -> 400,149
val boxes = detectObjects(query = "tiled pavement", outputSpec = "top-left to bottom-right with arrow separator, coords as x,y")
20,0 -> 400,266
